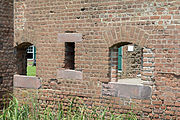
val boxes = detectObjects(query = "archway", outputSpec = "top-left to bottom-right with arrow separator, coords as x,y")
103,25 -> 153,84
109,42 -> 144,83
15,42 -> 36,76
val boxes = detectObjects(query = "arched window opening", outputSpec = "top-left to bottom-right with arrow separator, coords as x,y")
15,42 -> 36,76
110,42 -> 143,84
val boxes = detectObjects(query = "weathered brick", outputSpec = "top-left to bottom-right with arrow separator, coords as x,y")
0,0 -> 14,109
11,0 -> 180,119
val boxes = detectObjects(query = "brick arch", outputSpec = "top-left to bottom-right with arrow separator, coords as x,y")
14,23 -> 37,47
103,26 -> 154,84
103,25 -> 150,48
15,42 -> 33,50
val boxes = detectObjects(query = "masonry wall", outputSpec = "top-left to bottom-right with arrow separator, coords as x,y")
0,0 -> 14,109
14,0 -> 180,119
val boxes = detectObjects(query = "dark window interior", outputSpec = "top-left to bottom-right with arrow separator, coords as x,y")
0,43 -> 3,50
27,53 -> 33,59
64,42 -> 75,70
0,77 -> 3,84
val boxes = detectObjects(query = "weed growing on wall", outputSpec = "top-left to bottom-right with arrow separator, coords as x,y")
0,96 -> 137,120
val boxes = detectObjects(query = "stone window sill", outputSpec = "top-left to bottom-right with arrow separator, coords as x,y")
102,80 -> 151,99
14,75 -> 41,89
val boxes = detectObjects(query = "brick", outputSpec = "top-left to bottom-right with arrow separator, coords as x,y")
150,16 -> 160,20
161,16 -> 171,19
152,101 -> 162,105
175,102 -> 180,107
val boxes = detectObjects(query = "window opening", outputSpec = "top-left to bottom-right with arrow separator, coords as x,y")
0,77 -> 3,84
64,42 -> 75,70
15,43 -> 36,76
110,43 -> 143,83
0,43 -> 3,50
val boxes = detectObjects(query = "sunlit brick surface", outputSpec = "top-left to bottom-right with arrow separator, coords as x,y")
14,0 -> 180,119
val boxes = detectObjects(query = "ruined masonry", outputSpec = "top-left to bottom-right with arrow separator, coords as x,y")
0,0 -> 180,119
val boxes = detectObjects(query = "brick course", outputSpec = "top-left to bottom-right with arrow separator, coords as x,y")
13,0 -> 180,119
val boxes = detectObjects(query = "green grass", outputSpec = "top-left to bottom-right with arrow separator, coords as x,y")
0,97 -> 137,120
27,66 -> 36,76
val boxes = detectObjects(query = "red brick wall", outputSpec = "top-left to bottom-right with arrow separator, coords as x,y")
0,0 -> 14,109
14,0 -> 180,119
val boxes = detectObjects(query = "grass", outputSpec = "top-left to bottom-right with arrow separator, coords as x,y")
0,96 -> 137,120
27,65 -> 36,76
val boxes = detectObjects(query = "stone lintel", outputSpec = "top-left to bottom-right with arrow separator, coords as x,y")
58,33 -> 82,42
14,75 -> 41,89
102,82 -> 151,99
57,69 -> 82,80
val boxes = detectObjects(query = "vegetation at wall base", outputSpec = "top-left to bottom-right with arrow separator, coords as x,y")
0,96 -> 137,120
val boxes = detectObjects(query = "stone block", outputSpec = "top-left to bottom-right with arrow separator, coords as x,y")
14,75 -> 41,89
58,33 -> 82,42
102,82 -> 151,99
57,69 -> 82,80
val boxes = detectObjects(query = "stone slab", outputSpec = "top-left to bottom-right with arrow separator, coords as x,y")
57,69 -> 82,80
14,75 -> 41,89
58,33 -> 82,42
102,82 -> 151,99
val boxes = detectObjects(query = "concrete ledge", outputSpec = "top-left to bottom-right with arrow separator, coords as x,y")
58,33 -> 82,42
102,82 -> 151,99
57,69 -> 82,80
14,75 -> 41,89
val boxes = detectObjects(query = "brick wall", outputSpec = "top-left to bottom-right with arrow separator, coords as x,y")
0,0 -> 14,109
14,0 -> 180,119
